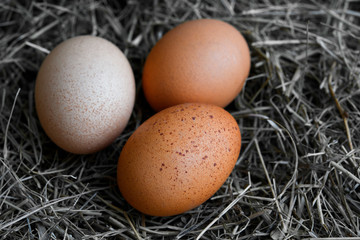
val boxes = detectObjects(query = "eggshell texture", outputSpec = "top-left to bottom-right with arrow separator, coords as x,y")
117,103 -> 241,216
35,36 -> 135,154
142,19 -> 251,112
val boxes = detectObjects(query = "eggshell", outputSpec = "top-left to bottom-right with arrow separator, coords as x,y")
35,35 -> 135,154
117,103 -> 241,216
142,19 -> 251,111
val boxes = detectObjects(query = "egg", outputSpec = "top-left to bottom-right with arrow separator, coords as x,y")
35,35 -> 135,154
142,19 -> 251,112
117,103 -> 241,216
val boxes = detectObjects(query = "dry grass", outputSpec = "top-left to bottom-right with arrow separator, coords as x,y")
1,0 -> 360,239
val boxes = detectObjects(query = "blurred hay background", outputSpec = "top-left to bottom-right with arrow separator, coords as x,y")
1,0 -> 360,239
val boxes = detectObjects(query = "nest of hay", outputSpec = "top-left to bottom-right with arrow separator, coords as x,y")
1,0 -> 359,239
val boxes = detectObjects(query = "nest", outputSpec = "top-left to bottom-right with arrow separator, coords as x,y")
1,0 -> 359,239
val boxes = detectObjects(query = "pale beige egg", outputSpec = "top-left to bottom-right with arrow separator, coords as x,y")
35,35 -> 135,154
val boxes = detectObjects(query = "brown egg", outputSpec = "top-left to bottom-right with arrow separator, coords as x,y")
142,19 -> 251,112
117,103 -> 241,216
35,36 -> 135,154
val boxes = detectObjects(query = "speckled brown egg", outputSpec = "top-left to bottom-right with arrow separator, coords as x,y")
35,35 -> 135,154
117,103 -> 241,216
142,19 -> 251,112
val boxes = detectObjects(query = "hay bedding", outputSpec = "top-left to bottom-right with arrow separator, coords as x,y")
1,0 -> 360,239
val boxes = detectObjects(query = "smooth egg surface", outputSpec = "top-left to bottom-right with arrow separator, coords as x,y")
35,35 -> 135,154
117,103 -> 241,216
142,19 -> 251,111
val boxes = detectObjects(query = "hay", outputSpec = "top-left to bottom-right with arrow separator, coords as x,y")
1,0 -> 359,239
